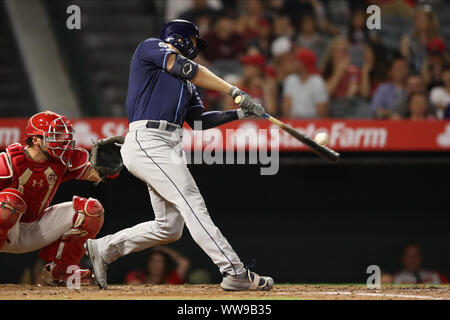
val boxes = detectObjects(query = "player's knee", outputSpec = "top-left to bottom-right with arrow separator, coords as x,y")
167,227 -> 183,242
72,196 -> 104,237
156,221 -> 183,242
0,188 -> 26,247
0,188 -> 26,230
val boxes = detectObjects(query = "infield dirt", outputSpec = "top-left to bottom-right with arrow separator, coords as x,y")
0,284 -> 448,300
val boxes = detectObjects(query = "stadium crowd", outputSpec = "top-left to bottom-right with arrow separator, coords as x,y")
164,0 -> 450,120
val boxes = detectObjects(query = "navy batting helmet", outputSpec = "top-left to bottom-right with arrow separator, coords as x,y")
160,19 -> 207,59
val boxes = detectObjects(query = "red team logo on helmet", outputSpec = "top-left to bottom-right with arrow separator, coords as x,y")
26,111 -> 76,167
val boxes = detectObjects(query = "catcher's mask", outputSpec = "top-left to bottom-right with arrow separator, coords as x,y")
26,111 -> 75,167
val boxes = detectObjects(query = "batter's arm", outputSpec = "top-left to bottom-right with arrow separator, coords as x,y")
165,55 -> 231,94
166,54 -> 264,117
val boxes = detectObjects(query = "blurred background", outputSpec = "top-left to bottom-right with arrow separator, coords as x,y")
0,0 -> 450,286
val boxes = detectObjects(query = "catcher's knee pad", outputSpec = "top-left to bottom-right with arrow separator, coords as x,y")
38,196 -> 104,279
68,196 -> 104,238
0,188 -> 26,246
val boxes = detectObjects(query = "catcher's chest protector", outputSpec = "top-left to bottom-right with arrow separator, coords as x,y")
6,144 -> 67,222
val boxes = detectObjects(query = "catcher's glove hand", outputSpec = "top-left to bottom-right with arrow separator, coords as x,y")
90,136 -> 125,180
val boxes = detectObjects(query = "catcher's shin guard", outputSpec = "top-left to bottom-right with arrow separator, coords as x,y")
0,188 -> 26,248
39,196 -> 104,281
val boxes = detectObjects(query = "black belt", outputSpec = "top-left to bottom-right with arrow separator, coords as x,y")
146,120 -> 179,132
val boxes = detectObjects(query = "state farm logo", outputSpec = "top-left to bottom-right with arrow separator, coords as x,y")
274,122 -> 387,149
0,127 -> 20,145
437,124 -> 450,147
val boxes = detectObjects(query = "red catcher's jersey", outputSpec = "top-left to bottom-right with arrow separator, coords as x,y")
0,143 -> 91,222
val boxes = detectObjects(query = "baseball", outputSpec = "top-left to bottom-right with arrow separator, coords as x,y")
314,132 -> 329,145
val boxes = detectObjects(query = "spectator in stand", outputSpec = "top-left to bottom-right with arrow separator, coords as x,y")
295,14 -> 327,64
272,12 -> 295,38
391,73 -> 426,118
404,91 -> 435,121
177,0 -> 219,35
223,52 -> 277,115
271,36 -> 297,113
400,4 -> 440,73
321,36 -> 373,118
393,243 -> 448,284
422,37 -> 450,91
282,49 -> 328,118
430,66 -> 450,119
281,0 -> 315,34
125,246 -> 190,285
347,7 -> 390,91
200,11 -> 246,75
370,57 -> 409,119
347,8 -> 373,69
246,18 -> 274,60
165,0 -> 222,22
235,0 -> 265,44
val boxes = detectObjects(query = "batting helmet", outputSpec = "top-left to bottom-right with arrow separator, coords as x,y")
160,19 -> 207,60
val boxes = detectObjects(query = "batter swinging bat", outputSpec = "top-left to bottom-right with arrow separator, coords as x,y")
235,96 -> 340,163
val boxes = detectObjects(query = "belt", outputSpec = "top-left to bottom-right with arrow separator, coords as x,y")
146,120 -> 180,132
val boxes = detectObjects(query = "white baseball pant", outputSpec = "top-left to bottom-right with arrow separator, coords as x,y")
94,120 -> 245,276
0,202 -> 74,253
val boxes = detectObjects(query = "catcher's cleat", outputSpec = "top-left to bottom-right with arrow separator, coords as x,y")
42,262 -> 93,286
220,269 -> 274,291
84,239 -> 108,289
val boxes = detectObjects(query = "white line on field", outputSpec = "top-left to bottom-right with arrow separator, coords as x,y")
275,291 -> 443,300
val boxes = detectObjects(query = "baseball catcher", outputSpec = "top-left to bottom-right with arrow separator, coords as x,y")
0,111 -> 122,285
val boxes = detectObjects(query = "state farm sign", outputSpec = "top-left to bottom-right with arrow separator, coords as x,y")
0,118 -> 449,152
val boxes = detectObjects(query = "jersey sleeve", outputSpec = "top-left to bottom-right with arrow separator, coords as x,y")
187,86 -> 205,112
137,38 -> 177,70
62,147 -> 91,182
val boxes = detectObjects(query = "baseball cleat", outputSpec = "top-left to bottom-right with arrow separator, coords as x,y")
220,270 -> 274,291
84,239 -> 108,289
42,263 -> 93,286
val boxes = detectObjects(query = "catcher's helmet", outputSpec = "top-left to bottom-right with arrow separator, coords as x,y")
26,111 -> 75,167
160,19 -> 207,59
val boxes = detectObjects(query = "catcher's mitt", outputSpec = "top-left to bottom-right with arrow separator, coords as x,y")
90,136 -> 125,179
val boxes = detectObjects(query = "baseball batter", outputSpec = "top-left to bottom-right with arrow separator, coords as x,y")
85,20 -> 273,291
0,111 -> 119,285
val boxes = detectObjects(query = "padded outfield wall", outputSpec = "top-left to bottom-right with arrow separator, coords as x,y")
0,155 -> 449,284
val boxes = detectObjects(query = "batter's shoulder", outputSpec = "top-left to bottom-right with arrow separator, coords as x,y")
139,38 -> 170,50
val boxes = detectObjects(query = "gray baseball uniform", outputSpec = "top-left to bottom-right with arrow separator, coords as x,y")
93,38 -> 247,277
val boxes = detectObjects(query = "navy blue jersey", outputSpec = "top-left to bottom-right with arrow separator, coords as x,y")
126,38 -> 205,125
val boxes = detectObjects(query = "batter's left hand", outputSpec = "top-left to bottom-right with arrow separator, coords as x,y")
229,86 -> 266,118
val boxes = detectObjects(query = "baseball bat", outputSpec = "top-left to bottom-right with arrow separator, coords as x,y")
235,96 -> 340,162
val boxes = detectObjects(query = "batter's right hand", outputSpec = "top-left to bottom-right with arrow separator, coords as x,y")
229,86 -> 266,118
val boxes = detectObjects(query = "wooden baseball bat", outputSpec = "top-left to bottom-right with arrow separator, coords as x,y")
235,96 -> 340,162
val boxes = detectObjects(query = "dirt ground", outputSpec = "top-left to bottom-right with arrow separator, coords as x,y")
0,284 -> 448,300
